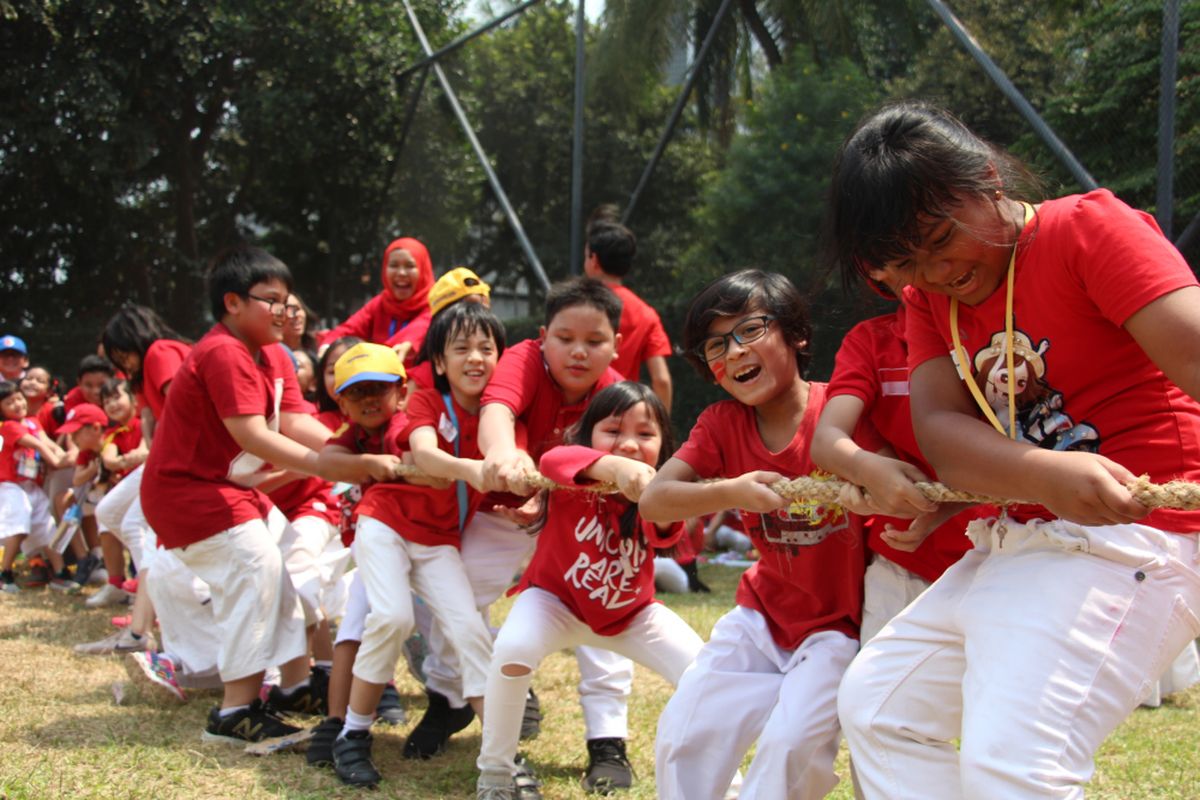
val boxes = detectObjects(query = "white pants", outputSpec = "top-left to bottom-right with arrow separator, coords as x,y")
266,507 -> 320,626
1143,639 -> 1200,707
479,587 -> 703,778
352,516 -> 492,697
286,514 -> 342,622
422,510 -> 635,737
96,465 -> 140,535
146,547 -> 220,677
0,481 -> 54,551
336,568 -> 368,645
654,557 -> 690,594
656,606 -> 858,800
840,517 -> 1200,800
860,555 -> 932,644
173,518 -> 308,682
96,467 -> 155,570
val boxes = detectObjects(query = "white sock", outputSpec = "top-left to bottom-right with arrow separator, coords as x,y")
218,704 -> 251,718
314,660 -> 333,671
278,677 -> 310,696
338,708 -> 374,739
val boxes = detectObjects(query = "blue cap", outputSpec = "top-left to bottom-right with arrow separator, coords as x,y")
0,335 -> 27,355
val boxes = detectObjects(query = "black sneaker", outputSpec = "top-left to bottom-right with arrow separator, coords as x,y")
202,699 -> 303,744
402,689 -> 475,759
519,688 -> 542,740
73,553 -> 100,586
306,716 -> 342,767
333,729 -> 381,787
682,560 -> 712,593
1,569 -> 19,594
580,737 -> 633,794
376,682 -> 406,726
268,676 -> 327,717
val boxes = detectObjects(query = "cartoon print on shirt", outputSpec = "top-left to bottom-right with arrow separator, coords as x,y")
970,330 -> 1099,452
756,472 -> 850,556
562,504 -> 650,612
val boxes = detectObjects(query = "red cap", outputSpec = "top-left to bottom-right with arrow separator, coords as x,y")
58,403 -> 109,434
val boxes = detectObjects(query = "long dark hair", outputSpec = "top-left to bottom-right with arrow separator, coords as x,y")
531,381 -> 673,543
822,101 -> 1043,292
101,305 -> 190,392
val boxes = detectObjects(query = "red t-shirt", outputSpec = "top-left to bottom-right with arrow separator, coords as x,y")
481,338 -> 622,509
514,445 -> 684,635
322,296 -> 432,368
0,417 -> 43,484
327,411 -> 407,546
266,407 -> 340,528
408,361 -> 435,392
673,384 -> 867,649
609,285 -> 672,381
140,324 -> 309,549
357,388 -> 482,548
828,309 -> 984,582
142,339 -> 191,422
76,418 -> 145,481
904,190 -> 1200,533
39,386 -> 88,439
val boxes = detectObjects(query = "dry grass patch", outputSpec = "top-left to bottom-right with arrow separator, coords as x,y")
1,565 -> 1198,798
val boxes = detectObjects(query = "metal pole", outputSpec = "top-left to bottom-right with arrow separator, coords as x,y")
1157,0 -> 1179,239
924,0 -> 1098,192
396,0 -> 544,81
569,0 -> 586,275
622,0 -> 735,225
402,0 -> 552,292
1176,209 -> 1200,259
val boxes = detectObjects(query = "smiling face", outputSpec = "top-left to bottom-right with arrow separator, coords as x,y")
589,400 -> 663,466
20,368 -> 50,401
0,391 -> 27,420
885,194 -> 1024,307
226,278 -> 290,348
78,371 -> 109,405
285,294 -> 307,347
704,309 -> 800,407
385,249 -> 420,302
435,326 -> 499,404
102,386 -> 135,425
336,381 -> 401,432
540,305 -> 619,405
0,350 -> 27,380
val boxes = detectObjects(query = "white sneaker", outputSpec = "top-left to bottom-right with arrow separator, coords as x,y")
86,583 -> 131,608
74,627 -> 156,656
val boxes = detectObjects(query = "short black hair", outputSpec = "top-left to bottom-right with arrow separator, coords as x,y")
315,336 -> 363,413
544,277 -> 623,334
78,354 -> 116,380
0,380 -> 17,402
417,302 -> 507,395
822,101 -> 1042,293
681,269 -> 812,382
99,378 -> 132,404
208,244 -> 294,321
587,221 -> 637,278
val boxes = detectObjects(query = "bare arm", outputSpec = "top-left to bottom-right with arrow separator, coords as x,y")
584,454 -> 657,503
639,456 -> 789,524
409,426 -> 486,491
644,356 -> 673,413
911,356 -> 1146,526
811,394 -> 935,518
100,438 -> 148,474
20,432 -> 66,470
478,402 -> 536,494
280,411 -> 333,451
1123,285 -> 1200,402
223,414 -> 323,477
315,443 -> 402,485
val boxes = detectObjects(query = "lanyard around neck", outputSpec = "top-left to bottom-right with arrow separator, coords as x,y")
949,202 -> 1033,440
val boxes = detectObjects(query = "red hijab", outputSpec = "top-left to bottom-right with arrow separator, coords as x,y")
378,237 -> 434,321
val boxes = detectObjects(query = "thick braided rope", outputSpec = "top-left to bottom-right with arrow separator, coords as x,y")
391,465 -> 1200,511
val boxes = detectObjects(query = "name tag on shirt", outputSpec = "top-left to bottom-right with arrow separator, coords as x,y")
438,412 -> 458,443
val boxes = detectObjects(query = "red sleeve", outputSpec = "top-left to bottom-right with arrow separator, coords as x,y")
386,309 -> 433,366
329,424 -> 359,450
321,295 -> 380,345
645,317 -> 672,359
198,342 -> 269,419
37,403 -> 60,437
539,445 -> 606,486
401,388 -> 441,440
381,411 -> 411,456
481,340 -> 542,418
672,404 -> 727,479
641,517 -> 685,549
142,341 -> 187,418
826,319 -> 881,410
2,420 -> 26,449
76,449 -> 94,467
267,345 -> 308,414
901,288 -> 948,371
1067,190 -> 1198,326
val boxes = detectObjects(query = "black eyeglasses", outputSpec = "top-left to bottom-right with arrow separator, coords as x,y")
340,381 -> 398,401
247,294 -> 302,319
695,315 -> 776,363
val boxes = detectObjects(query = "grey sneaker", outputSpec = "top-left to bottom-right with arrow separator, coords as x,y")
73,627 -> 156,655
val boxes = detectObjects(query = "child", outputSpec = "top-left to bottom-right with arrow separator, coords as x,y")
0,380 -> 70,592
476,381 -> 704,800
19,367 -> 56,420
440,278 -> 635,789
583,219 -> 673,410
407,266 -> 492,395
825,102 -> 1200,798
0,335 -> 28,381
811,276 -> 987,643
641,270 -> 869,800
322,237 -> 435,365
139,245 -> 365,744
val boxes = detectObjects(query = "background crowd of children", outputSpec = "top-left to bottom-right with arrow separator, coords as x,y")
3,102 -> 1200,800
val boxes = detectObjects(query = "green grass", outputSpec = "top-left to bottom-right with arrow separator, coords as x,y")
1,564 -> 1198,798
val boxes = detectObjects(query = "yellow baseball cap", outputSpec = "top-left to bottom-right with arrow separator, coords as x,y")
429,267 -> 491,317
333,342 -> 406,394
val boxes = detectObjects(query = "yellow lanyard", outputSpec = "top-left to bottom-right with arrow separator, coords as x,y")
949,203 -> 1033,440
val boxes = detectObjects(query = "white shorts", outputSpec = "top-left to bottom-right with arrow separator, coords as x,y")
0,481 -> 55,552
173,518 -> 308,682
335,569 -> 368,645
860,554 -> 932,644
